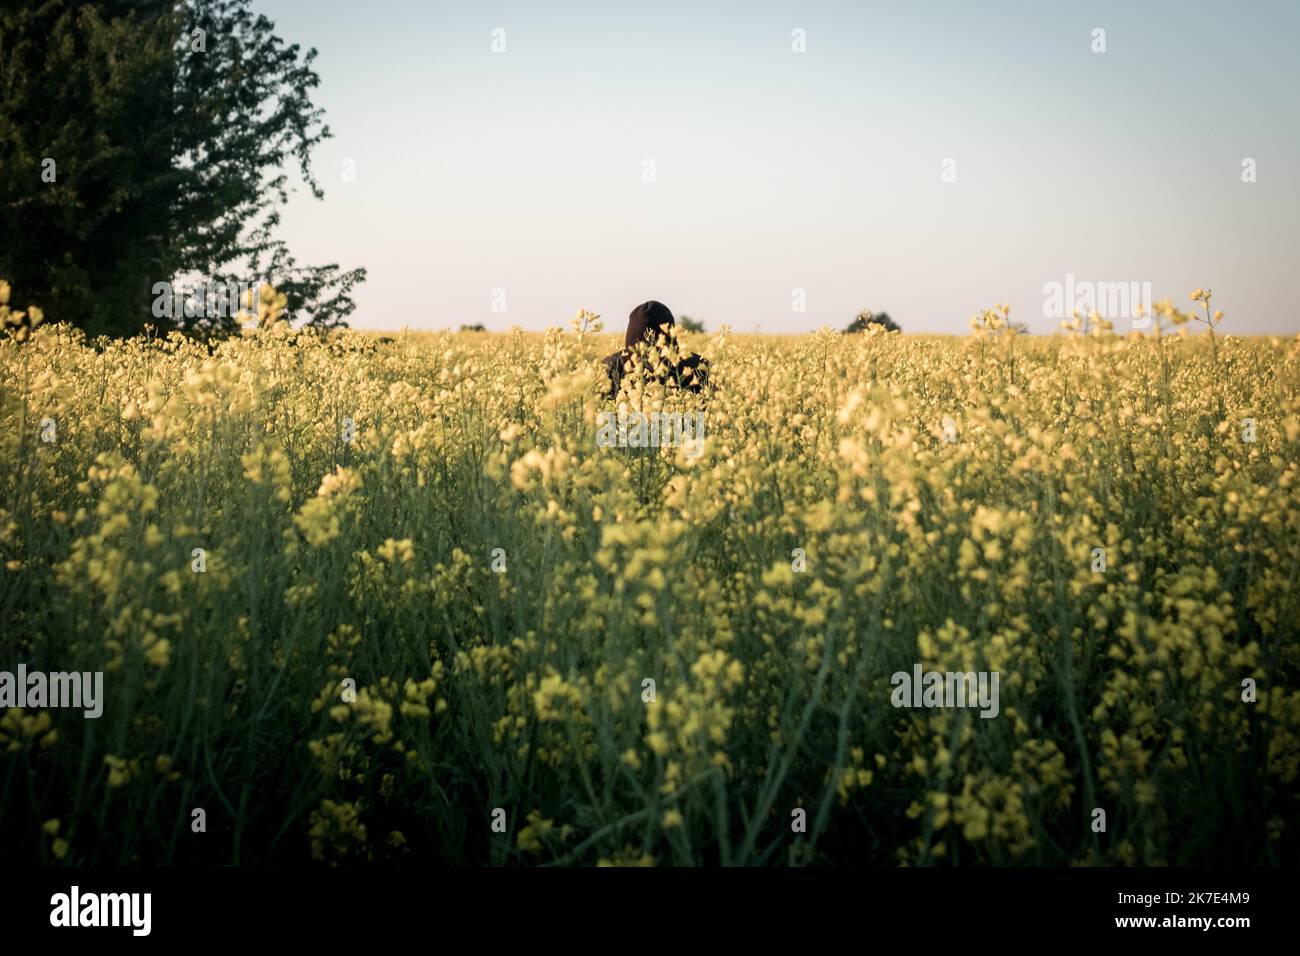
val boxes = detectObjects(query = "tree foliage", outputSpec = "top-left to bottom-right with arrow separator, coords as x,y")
845,310 -> 900,334
0,0 -> 364,337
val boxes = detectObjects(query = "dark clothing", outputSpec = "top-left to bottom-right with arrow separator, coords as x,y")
603,349 -> 709,399
603,300 -> 709,399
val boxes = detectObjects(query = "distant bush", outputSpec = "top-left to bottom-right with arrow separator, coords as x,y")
845,310 -> 899,333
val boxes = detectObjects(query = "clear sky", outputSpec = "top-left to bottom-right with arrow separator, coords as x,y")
256,0 -> 1299,334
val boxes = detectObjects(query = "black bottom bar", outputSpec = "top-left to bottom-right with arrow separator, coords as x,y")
3,867 -> 1290,942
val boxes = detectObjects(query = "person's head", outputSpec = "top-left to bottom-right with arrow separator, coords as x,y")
625,300 -> 675,349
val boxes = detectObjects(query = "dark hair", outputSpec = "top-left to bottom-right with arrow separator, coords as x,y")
625,300 -> 675,348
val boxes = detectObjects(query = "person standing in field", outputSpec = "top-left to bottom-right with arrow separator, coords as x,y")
603,300 -> 709,400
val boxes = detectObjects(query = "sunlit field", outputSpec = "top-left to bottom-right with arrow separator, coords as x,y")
2,292 -> 1298,866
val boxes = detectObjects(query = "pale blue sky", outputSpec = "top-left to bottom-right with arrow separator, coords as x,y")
258,0 -> 1299,334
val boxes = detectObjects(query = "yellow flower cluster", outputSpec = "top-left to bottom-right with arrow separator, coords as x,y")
2,285 -> 1297,866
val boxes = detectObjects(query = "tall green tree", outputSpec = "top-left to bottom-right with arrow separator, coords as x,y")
0,0 -> 364,337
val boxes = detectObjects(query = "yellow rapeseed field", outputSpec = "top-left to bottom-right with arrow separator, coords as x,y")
2,283 -> 1298,865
